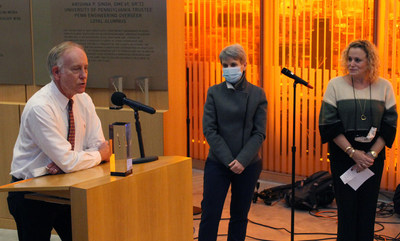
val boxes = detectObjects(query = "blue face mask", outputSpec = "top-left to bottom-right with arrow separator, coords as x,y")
222,67 -> 242,84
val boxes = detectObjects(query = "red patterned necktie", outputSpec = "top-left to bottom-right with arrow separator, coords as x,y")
67,99 -> 75,150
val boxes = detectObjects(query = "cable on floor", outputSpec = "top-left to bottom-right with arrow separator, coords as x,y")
309,209 -> 338,221
193,197 -> 399,240
376,201 -> 396,218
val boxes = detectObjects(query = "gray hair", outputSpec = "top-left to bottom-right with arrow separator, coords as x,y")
47,41 -> 85,79
219,44 -> 247,64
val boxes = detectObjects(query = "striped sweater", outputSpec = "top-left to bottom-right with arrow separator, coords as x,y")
319,76 -> 397,153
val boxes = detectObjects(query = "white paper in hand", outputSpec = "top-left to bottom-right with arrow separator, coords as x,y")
340,165 -> 374,191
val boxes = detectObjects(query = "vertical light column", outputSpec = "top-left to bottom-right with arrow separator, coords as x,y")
376,0 -> 400,191
185,0 -> 261,161
164,0 -> 186,156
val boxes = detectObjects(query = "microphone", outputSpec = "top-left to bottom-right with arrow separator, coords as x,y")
281,68 -> 313,89
111,92 -> 156,114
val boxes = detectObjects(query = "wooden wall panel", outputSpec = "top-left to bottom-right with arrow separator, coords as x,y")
0,103 -> 20,228
0,86 -> 26,102
96,108 -> 164,158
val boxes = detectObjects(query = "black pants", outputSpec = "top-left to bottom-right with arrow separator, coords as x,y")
330,157 -> 384,241
7,177 -> 72,241
198,159 -> 262,241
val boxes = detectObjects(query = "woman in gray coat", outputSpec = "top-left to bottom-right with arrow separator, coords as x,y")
198,44 -> 267,241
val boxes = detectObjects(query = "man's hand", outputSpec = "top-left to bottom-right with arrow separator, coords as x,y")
46,162 -> 64,175
229,159 -> 244,174
99,141 -> 111,162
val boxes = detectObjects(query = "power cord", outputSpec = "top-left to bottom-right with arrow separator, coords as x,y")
309,209 -> 337,221
374,232 -> 400,241
376,201 -> 395,218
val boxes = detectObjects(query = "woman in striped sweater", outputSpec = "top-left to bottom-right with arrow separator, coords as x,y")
319,40 -> 397,241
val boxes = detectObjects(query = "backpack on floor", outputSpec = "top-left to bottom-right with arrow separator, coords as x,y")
253,182 -> 292,205
394,184 -> 400,215
284,170 -> 335,210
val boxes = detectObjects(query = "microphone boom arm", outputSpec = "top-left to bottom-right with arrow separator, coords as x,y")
281,67 -> 313,89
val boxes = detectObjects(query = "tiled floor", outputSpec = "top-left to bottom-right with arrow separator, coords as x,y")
1,168 -> 399,241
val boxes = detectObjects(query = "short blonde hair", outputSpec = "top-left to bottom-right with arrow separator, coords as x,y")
340,39 -> 379,83
219,44 -> 247,64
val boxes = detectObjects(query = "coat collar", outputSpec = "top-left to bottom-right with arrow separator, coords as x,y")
225,72 -> 248,91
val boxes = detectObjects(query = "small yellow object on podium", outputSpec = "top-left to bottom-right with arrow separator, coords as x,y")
110,153 -> 132,176
109,122 -> 133,176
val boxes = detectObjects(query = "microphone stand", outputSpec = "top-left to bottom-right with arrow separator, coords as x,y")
282,68 -> 311,241
290,82 -> 297,241
132,109 -> 158,164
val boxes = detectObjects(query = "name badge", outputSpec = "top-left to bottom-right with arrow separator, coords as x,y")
354,127 -> 377,143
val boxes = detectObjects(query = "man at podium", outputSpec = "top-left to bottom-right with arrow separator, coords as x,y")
7,41 -> 110,241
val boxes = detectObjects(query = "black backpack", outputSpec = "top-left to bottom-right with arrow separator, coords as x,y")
253,183 -> 292,205
284,171 -> 335,210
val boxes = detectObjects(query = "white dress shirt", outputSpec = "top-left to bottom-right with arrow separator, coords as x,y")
11,81 -> 105,179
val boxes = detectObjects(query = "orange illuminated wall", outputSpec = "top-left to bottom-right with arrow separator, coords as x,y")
184,0 -> 400,191
185,0 -> 261,161
375,0 -> 400,191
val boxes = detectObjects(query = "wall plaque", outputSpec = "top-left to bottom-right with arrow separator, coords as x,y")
0,0 -> 33,85
33,0 -> 167,90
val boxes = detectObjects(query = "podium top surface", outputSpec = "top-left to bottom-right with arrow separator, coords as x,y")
0,156 -> 191,192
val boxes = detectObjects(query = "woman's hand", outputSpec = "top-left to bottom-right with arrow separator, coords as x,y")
351,150 -> 374,172
229,159 -> 244,174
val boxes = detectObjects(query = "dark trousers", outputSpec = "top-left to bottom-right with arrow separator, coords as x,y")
330,157 -> 384,241
198,159 -> 262,241
7,177 -> 72,241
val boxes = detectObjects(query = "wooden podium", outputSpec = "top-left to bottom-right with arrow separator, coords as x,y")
0,156 -> 193,241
